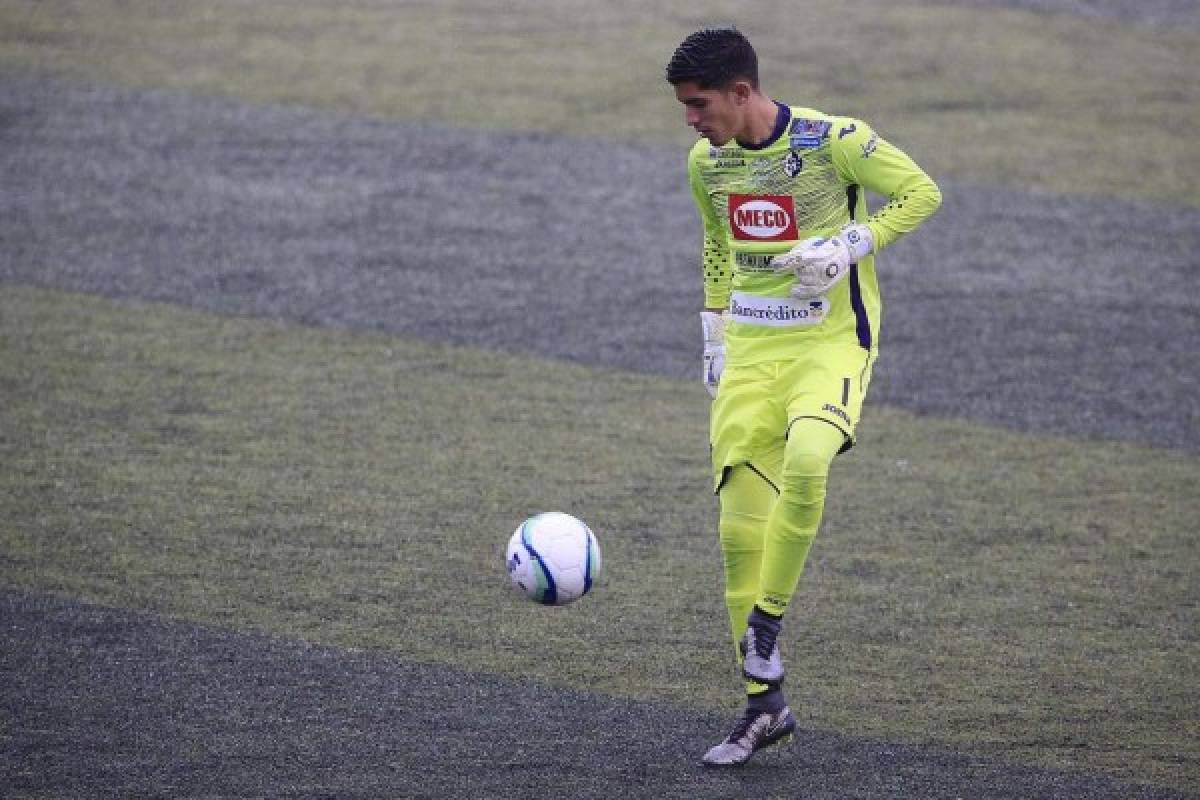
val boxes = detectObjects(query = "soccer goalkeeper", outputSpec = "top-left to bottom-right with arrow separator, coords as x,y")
665,28 -> 941,767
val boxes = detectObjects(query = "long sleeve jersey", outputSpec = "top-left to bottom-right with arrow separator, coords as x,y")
687,102 -> 941,363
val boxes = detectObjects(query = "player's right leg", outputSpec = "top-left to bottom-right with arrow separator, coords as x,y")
703,463 -> 795,767
717,463 -> 775,677
701,696 -> 796,768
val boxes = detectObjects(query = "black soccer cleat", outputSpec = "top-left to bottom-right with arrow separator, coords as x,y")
701,705 -> 796,767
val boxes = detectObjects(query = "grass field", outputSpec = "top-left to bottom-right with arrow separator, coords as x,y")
2,285 -> 1197,790
1,0 -> 1198,795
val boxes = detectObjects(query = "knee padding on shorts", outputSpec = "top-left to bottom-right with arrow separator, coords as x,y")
718,465 -> 774,599
777,467 -> 827,542
781,418 -> 842,481
718,465 -> 775,556
770,419 -> 843,547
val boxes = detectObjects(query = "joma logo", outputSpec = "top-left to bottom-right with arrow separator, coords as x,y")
822,403 -> 851,425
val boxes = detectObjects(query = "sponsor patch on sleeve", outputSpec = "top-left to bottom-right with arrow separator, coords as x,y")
789,118 -> 831,149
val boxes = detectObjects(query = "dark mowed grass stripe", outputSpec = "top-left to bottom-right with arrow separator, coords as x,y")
2,588 -> 1195,800
2,76 -> 1198,451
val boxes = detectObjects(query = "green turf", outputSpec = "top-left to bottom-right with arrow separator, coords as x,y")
0,0 -> 1197,204
2,1 -> 1197,789
1,285 -> 1196,790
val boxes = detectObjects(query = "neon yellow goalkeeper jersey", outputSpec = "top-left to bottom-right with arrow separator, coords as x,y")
687,103 -> 941,363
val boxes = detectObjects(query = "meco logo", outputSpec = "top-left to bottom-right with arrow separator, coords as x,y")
729,194 -> 798,241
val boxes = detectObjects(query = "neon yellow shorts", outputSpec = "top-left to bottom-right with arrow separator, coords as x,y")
710,345 -> 875,492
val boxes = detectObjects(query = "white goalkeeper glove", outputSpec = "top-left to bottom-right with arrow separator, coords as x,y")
771,223 -> 874,299
700,310 -> 727,398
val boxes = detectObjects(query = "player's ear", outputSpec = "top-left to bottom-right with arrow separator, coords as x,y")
730,80 -> 754,105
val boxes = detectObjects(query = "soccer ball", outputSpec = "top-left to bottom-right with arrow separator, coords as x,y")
505,512 -> 601,606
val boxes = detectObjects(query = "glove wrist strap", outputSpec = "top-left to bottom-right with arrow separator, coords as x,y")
841,223 -> 874,262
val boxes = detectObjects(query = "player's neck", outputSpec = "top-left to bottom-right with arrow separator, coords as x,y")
735,94 -> 783,149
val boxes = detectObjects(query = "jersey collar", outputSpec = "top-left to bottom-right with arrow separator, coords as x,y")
736,101 -> 791,151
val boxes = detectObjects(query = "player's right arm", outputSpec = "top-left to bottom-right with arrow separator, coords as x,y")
687,146 -> 733,312
688,146 -> 732,395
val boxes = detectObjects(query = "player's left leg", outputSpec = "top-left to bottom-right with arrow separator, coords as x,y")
741,344 -> 873,685
758,417 -> 846,615
741,417 -> 846,684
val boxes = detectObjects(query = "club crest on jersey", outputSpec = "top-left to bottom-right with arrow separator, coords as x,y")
728,194 -> 798,242
784,150 -> 803,178
789,118 -> 831,149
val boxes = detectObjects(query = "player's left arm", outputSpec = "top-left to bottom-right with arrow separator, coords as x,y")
772,119 -> 940,298
831,118 -> 942,252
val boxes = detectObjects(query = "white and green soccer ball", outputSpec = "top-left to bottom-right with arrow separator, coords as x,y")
505,512 -> 601,606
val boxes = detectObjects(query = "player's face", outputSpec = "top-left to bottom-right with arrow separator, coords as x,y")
674,81 -> 748,147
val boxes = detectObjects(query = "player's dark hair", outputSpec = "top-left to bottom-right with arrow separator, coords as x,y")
665,27 -> 759,89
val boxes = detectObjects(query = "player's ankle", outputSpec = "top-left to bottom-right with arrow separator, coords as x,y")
749,605 -> 783,629
747,686 -> 787,714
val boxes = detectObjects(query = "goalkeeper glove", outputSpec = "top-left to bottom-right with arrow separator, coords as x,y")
771,223 -> 873,299
700,310 -> 727,398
